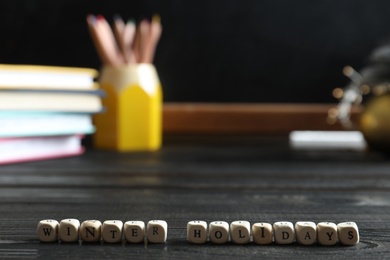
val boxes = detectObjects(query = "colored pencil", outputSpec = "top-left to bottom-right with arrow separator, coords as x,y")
87,14 -> 161,66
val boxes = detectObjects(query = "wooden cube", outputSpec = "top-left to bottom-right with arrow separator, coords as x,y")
209,221 -> 229,244
102,220 -> 123,243
337,222 -> 359,245
317,222 -> 338,246
273,221 -> 295,244
59,218 -> 80,242
187,220 -> 208,244
295,221 -> 317,245
124,221 -> 145,243
147,220 -> 168,243
80,220 -> 102,243
37,219 -> 59,242
230,221 -> 250,244
252,222 -> 273,245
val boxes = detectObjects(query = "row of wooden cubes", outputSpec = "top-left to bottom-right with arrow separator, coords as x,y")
37,219 -> 359,246
37,219 -> 167,243
188,221 -> 359,245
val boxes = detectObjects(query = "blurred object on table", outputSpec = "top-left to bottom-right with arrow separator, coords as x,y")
329,42 -> 390,152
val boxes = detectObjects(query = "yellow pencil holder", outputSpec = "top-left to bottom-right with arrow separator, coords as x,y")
94,64 -> 162,151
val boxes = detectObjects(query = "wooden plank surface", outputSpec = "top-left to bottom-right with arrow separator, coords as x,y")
0,136 -> 389,258
163,103 -> 362,134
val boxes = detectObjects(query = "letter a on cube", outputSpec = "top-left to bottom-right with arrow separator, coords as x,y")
295,221 -> 317,245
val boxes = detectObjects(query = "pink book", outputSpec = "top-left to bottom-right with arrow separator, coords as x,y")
0,135 -> 84,165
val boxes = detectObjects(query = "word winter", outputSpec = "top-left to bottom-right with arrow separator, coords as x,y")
187,221 -> 359,246
37,219 -> 167,243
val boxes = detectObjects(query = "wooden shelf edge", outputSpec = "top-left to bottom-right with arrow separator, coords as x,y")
162,103 -> 361,135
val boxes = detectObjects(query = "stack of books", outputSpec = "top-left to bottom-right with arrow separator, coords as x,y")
0,64 -> 103,164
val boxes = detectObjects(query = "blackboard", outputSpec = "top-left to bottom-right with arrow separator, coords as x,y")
1,0 -> 390,103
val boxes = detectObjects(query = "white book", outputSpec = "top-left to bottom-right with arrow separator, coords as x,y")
0,64 -> 98,90
0,89 -> 103,113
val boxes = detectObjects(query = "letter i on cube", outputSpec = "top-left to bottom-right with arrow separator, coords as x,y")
252,222 -> 273,245
59,219 -> 80,242
37,219 -> 59,242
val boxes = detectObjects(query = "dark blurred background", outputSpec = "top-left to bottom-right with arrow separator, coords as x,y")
1,0 -> 390,103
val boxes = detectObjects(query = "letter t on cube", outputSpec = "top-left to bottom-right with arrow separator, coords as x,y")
102,220 -> 123,243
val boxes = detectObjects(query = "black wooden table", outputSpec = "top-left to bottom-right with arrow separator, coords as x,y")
0,135 -> 389,259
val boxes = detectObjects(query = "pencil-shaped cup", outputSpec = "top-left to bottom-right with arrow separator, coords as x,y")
94,64 -> 162,151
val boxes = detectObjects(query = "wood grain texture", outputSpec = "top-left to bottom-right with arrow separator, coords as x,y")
163,103 -> 361,134
0,136 -> 388,258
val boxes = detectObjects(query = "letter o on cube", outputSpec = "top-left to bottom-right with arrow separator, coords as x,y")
209,221 -> 229,244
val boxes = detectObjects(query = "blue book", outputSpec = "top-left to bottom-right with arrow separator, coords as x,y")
0,112 -> 95,137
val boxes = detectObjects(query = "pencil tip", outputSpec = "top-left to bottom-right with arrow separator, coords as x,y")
86,14 -> 96,24
113,14 -> 122,21
96,15 -> 105,21
152,14 -> 161,24
127,18 -> 136,24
